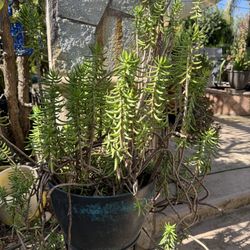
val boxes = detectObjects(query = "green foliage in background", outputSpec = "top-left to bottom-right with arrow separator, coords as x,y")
201,8 -> 233,47
17,0 -> 46,65
230,18 -> 250,70
185,7 -> 234,47
9,0 -> 47,75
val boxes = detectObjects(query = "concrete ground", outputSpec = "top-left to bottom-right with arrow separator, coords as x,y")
137,115 -> 250,249
212,115 -> 250,172
180,205 -> 250,250
179,115 -> 250,250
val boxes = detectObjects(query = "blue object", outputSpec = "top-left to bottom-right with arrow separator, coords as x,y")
15,48 -> 34,56
8,4 -> 34,57
8,0 -> 13,15
8,5 -> 12,16
10,22 -> 24,50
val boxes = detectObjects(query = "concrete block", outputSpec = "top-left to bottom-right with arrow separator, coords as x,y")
58,0 -> 109,26
111,0 -> 138,14
53,18 -> 96,71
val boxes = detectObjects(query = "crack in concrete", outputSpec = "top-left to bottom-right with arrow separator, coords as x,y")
108,7 -> 134,19
58,15 -> 97,27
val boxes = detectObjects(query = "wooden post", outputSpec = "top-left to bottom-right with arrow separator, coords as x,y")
17,55 -> 32,138
0,0 -> 25,149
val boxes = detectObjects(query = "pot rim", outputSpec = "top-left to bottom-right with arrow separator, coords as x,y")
0,165 -> 38,183
49,181 -> 154,200
227,70 -> 250,73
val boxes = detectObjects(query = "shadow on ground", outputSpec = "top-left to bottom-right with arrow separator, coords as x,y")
179,117 -> 250,249
212,116 -> 250,172
180,203 -> 250,249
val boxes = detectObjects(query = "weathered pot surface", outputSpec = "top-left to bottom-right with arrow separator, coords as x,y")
50,182 -> 154,250
228,70 -> 250,90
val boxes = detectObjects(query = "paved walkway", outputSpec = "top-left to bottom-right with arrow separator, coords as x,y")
180,115 -> 250,250
180,205 -> 250,250
137,115 -> 250,250
213,115 -> 250,172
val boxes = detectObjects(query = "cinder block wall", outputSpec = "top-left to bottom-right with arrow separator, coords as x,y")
45,0 -> 218,72
46,0 -> 138,72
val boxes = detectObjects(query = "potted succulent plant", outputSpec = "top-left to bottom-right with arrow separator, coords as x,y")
28,1 -> 219,249
228,18 -> 250,90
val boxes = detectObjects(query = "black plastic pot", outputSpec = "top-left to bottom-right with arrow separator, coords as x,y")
50,182 -> 154,250
228,70 -> 250,90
